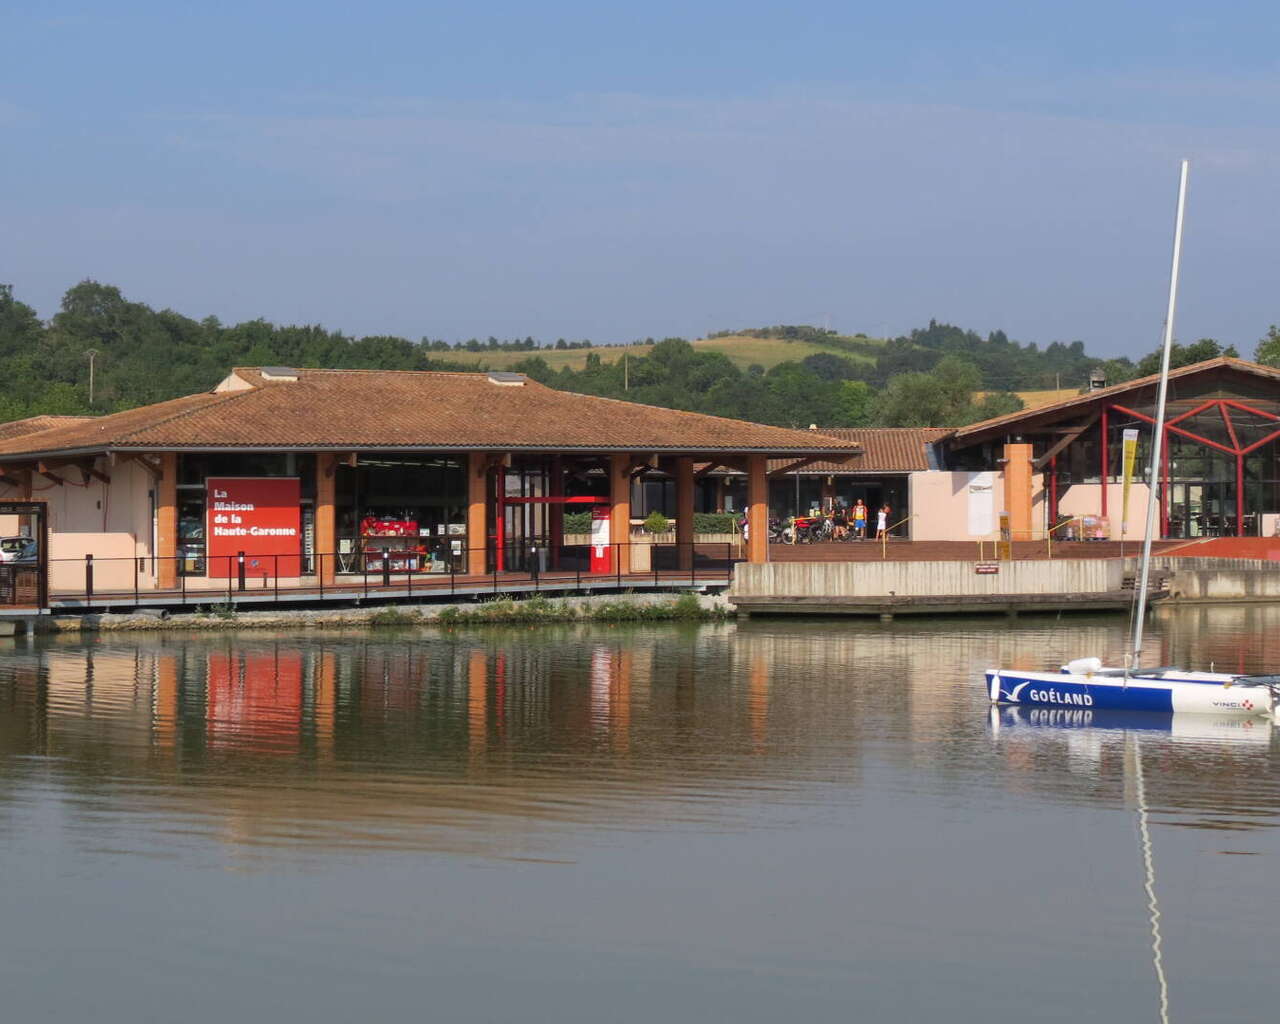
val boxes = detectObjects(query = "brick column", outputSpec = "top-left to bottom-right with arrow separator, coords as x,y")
746,454 -> 769,564
609,453 -> 632,575
1003,442 -> 1034,542
467,452 -> 489,575
675,456 -> 695,570
315,453 -> 337,585
156,453 -> 178,589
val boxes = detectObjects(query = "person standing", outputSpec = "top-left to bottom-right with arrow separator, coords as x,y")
876,504 -> 890,541
852,499 -> 867,541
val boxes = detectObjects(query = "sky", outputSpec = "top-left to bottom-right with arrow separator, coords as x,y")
3,1 -> 1278,359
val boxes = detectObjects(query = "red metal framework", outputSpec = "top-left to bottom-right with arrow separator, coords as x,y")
1106,398 -> 1280,537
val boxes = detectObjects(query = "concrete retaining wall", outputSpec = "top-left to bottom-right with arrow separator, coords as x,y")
730,559 -> 1123,598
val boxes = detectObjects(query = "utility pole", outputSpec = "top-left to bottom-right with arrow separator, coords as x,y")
624,352 -> 629,391
85,349 -> 100,405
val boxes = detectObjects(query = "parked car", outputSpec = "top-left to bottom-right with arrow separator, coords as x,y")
0,536 -> 38,565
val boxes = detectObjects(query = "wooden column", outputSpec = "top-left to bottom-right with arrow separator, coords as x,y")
609,453 -> 632,575
467,452 -> 489,576
676,456 -> 695,570
746,454 -> 768,564
549,455 -> 564,570
315,453 -> 337,585
156,452 -> 178,589
1003,442 -> 1034,542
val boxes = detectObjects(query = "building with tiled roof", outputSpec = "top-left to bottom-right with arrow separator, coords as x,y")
0,367 -> 866,458
0,414 -> 97,444
944,356 -> 1280,542
0,367 -> 861,603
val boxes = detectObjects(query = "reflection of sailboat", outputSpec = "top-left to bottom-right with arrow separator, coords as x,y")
986,161 -> 1278,720
1130,732 -> 1170,1024
991,707 -> 1266,1024
990,705 -> 1271,745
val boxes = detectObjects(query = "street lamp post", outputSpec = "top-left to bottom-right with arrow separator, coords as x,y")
85,349 -> 100,405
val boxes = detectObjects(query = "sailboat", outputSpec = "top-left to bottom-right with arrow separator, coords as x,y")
985,161 -> 1279,720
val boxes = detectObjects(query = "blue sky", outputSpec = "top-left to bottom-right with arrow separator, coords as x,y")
3,1 -> 1278,359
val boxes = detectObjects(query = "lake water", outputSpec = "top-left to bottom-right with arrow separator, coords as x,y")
2,606 -> 1279,1023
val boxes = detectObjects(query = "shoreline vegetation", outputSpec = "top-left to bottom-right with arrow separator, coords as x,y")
47,592 -> 731,633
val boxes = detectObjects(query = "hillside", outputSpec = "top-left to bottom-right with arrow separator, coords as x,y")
976,388 -> 1080,410
467,334 -> 886,373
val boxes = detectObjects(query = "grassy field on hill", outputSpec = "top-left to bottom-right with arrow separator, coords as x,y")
463,334 -> 886,373
976,388 -> 1081,410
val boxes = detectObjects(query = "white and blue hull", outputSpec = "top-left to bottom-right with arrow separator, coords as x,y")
985,668 -> 1274,718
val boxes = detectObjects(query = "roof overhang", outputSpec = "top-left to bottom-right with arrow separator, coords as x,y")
0,442 -> 863,462
950,357 -> 1280,448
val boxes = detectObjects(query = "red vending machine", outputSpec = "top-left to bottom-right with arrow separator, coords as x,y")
590,505 -> 611,574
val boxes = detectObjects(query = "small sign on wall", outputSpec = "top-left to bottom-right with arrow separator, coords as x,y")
975,562 -> 1000,574
206,477 -> 301,578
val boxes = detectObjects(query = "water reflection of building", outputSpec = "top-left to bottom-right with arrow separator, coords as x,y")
1,614 -> 1277,856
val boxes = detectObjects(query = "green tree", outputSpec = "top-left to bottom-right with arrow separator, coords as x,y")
1134,338 -> 1238,377
873,356 -> 983,426
834,380 -> 874,425
1255,326 -> 1280,367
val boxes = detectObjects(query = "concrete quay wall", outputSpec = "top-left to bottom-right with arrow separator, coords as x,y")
1152,558 -> 1280,602
729,559 -> 1124,599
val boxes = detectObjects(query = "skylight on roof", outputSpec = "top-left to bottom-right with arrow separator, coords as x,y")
487,372 -> 526,386
260,367 -> 299,381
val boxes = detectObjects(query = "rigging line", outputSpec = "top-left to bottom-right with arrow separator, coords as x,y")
1132,734 -> 1172,1024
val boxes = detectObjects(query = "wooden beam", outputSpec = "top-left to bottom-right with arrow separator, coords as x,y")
36,462 -> 65,486
1033,413 -> 1099,470
768,455 -> 844,479
115,452 -> 164,479
695,456 -> 748,479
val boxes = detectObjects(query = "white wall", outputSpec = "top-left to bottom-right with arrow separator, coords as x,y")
1058,482 -> 1151,541
0,458 -> 156,586
910,470 -> 1048,541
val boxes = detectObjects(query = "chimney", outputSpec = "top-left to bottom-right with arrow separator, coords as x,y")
1088,370 -> 1107,392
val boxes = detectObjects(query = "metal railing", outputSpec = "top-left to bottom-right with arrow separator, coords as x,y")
46,541 -> 740,609
880,515 -> 915,559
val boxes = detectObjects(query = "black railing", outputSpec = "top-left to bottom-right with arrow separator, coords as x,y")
46,542 -> 741,608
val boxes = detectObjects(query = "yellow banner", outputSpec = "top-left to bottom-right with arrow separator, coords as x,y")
1121,428 -> 1139,538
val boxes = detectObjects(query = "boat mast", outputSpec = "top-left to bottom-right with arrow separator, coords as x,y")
1132,160 -> 1189,668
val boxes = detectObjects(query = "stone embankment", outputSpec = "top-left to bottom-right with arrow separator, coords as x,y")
1152,557 -> 1280,603
44,592 -> 732,633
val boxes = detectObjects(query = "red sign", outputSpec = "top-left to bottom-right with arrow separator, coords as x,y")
206,477 -> 301,577
590,505 -> 612,574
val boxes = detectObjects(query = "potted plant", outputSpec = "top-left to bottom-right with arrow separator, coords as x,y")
631,511 -> 673,571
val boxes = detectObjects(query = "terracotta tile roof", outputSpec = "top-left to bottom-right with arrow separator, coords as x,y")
952,356 -> 1280,442
778,427 -> 952,473
0,414 -> 97,443
0,368 -> 863,458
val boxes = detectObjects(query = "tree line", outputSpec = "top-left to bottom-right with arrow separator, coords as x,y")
0,281 -> 1268,430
